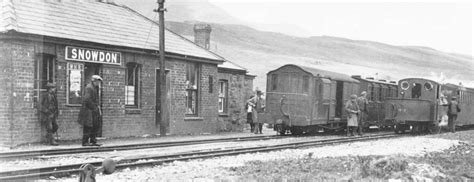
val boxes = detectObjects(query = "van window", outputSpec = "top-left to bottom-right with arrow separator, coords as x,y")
271,74 -> 278,91
303,75 -> 309,93
412,83 -> 422,98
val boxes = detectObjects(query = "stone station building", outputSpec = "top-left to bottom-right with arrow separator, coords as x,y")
0,0 -> 254,147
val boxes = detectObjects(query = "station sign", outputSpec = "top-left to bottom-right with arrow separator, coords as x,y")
65,46 -> 121,65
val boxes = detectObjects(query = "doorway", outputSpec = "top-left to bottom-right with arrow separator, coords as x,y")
335,81 -> 344,118
84,63 -> 103,136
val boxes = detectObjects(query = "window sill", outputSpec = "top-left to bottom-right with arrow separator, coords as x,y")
65,104 -> 82,107
125,108 -> 141,114
218,113 -> 229,117
184,117 -> 203,121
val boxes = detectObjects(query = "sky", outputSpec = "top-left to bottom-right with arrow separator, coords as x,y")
208,0 -> 473,56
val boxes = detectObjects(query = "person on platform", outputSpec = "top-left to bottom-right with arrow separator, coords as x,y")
345,94 -> 360,136
78,75 -> 103,146
250,90 -> 265,134
40,82 -> 59,146
246,95 -> 256,133
357,91 -> 369,136
447,96 -> 461,133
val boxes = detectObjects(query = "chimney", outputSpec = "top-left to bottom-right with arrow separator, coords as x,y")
193,24 -> 212,50
351,75 -> 361,79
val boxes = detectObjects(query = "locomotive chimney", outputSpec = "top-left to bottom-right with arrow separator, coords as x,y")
351,75 -> 361,79
193,24 -> 212,50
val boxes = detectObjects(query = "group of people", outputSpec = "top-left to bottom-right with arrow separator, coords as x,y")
40,75 -> 103,146
345,91 -> 369,136
246,90 -> 265,134
39,76 -> 462,146
345,91 -> 461,136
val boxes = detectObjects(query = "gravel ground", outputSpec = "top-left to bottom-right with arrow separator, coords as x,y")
54,131 -> 473,182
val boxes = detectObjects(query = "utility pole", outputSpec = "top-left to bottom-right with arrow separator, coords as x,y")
156,0 -> 167,136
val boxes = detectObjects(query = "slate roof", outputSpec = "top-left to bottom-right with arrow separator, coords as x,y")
0,0 -> 224,62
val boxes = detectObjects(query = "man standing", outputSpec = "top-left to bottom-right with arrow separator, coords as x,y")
40,83 -> 59,146
447,96 -> 461,133
78,75 -> 103,146
345,94 -> 360,136
357,91 -> 368,136
251,90 -> 265,134
246,95 -> 256,133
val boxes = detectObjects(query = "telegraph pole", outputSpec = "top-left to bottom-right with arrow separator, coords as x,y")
156,0 -> 167,136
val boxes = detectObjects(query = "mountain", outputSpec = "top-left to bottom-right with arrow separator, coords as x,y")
114,0 -> 243,25
113,0 -> 473,89
166,22 -> 474,89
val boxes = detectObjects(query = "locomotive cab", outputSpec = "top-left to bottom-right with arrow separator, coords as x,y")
385,78 -> 440,133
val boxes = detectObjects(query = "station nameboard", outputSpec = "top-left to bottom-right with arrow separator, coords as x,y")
65,46 -> 121,65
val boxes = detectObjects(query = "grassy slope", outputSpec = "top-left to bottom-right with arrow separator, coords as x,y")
166,21 -> 474,90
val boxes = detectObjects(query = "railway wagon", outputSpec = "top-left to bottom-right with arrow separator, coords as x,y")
385,78 -> 474,133
351,76 -> 398,129
262,64 -> 360,135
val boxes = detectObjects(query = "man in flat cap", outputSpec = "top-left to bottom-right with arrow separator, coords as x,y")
345,94 -> 360,137
78,75 -> 103,146
40,82 -> 59,146
249,90 -> 265,134
356,91 -> 369,136
447,96 -> 461,133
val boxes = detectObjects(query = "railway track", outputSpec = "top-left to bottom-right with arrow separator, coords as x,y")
0,133 -> 403,181
0,135 -> 283,160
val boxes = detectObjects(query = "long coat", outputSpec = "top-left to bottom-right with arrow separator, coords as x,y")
345,100 -> 359,127
78,83 -> 100,127
39,91 -> 58,123
356,96 -> 368,123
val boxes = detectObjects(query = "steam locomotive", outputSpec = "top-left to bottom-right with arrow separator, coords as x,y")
261,64 -> 473,135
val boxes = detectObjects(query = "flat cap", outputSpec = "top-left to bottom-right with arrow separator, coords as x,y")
350,94 -> 357,99
91,75 -> 103,81
45,82 -> 56,88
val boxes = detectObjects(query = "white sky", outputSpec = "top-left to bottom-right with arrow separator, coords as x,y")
208,0 -> 473,56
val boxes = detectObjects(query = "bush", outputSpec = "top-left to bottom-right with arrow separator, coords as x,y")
358,156 -> 408,178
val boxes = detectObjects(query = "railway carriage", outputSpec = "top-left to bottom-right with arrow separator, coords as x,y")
263,64 -> 360,135
385,78 -> 474,133
351,76 -> 398,129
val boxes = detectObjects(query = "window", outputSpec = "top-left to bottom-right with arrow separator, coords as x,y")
271,74 -> 278,91
412,83 -> 422,98
125,62 -> 141,107
303,75 -> 309,93
218,80 -> 228,113
186,63 -> 199,115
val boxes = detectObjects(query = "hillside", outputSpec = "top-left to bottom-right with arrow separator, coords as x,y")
166,21 -> 474,90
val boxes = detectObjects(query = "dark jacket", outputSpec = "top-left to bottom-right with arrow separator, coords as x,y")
39,91 -> 58,123
78,83 -> 100,126
448,100 -> 461,115
357,96 -> 368,113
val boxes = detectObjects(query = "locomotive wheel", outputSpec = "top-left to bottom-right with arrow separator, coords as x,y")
275,124 -> 286,135
428,122 -> 441,134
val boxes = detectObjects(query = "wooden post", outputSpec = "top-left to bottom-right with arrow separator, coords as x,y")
157,0 -> 167,136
